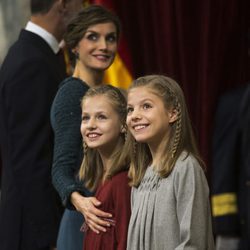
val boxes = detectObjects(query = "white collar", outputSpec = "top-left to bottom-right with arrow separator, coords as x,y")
25,21 -> 60,54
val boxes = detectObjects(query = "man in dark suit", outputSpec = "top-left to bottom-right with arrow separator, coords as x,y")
0,0 -> 82,249
211,84 -> 250,250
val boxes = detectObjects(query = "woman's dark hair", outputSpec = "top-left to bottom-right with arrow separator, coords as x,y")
64,4 -> 121,50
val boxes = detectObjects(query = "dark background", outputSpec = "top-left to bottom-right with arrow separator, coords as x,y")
0,0 -> 250,184
91,0 -> 250,182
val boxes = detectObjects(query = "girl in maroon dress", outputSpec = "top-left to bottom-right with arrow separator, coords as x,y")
79,85 -> 131,250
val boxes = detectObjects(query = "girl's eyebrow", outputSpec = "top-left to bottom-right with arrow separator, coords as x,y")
139,98 -> 154,102
127,98 -> 154,105
82,111 -> 108,115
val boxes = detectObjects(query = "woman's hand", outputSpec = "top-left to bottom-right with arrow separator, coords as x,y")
70,191 -> 113,234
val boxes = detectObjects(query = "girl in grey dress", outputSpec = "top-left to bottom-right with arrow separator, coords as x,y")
126,75 -> 215,250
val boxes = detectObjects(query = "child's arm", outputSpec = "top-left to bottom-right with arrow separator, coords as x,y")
112,172 -> 131,250
174,157 -> 214,249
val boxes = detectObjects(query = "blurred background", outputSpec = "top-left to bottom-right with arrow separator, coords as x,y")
0,0 -> 250,182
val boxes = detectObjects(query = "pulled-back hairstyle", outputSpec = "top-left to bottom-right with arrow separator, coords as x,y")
127,75 -> 204,187
78,85 -> 129,191
31,0 -> 56,15
64,4 -> 121,50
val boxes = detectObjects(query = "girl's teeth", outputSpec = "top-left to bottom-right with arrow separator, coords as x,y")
89,134 -> 98,138
135,125 -> 146,131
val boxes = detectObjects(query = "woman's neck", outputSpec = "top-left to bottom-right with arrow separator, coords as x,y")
73,62 -> 104,87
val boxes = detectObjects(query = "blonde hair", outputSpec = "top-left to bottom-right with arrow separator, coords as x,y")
78,85 -> 129,192
127,75 -> 204,187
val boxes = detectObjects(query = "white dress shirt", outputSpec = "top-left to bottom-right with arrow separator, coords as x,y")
25,21 -> 60,54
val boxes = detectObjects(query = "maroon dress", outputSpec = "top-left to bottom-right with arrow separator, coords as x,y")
83,171 -> 131,250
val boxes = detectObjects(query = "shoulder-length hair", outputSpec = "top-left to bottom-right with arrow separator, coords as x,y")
127,75 -> 204,187
78,85 -> 129,192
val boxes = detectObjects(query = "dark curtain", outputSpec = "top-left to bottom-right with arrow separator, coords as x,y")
106,0 -> 250,181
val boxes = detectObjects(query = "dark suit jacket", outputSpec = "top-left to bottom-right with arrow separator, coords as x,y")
211,84 -> 250,249
0,29 -> 66,250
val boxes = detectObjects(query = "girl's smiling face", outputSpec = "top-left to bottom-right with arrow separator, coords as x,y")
126,86 -> 177,151
81,95 -> 122,155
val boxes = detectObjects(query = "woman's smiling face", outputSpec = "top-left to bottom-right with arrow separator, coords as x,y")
74,22 -> 118,71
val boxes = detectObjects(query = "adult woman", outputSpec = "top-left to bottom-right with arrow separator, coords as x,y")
50,5 -> 121,250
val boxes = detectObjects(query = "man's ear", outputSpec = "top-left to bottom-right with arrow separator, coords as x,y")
60,0 -> 67,8
57,0 -> 67,14
168,108 -> 178,123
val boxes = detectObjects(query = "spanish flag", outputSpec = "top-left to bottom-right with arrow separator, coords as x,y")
87,0 -> 133,89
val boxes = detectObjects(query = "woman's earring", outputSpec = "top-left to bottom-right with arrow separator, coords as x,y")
74,51 -> 79,60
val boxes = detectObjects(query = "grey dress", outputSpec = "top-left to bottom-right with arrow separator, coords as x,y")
127,152 -> 215,250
